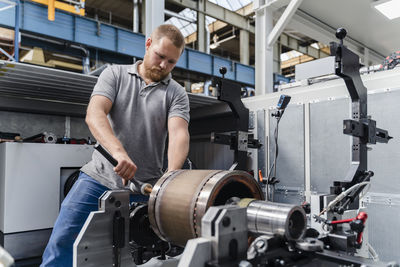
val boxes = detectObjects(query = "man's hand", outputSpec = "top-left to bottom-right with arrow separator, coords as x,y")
113,152 -> 137,185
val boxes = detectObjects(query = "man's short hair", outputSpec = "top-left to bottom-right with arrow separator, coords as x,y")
151,24 -> 185,51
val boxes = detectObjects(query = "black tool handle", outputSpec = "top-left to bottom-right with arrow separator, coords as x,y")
94,143 -> 153,195
94,143 -> 118,166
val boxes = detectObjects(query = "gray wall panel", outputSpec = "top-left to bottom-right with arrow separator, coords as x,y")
363,90 -> 400,263
273,189 -> 304,205
70,117 -> 93,140
0,111 -> 93,141
363,200 -> 400,262
310,98 -> 351,193
0,111 -> 65,138
269,105 -> 305,188
189,142 -> 234,170
368,90 -> 400,194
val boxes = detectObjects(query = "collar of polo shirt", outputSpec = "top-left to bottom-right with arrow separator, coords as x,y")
127,61 -> 171,85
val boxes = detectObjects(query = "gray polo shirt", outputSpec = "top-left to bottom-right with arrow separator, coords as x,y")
81,62 -> 190,189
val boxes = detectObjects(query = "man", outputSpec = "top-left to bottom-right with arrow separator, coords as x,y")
41,24 -> 190,266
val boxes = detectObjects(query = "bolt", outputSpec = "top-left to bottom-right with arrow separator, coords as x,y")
222,217 -> 231,227
255,240 -> 265,249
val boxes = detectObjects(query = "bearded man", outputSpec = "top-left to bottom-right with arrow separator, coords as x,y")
41,24 -> 189,267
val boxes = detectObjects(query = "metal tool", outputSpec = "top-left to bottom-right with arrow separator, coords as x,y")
94,143 -> 153,195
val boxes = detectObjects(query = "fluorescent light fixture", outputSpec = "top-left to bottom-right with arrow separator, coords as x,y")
373,0 -> 400,20
209,35 -> 236,50
210,43 -> 219,49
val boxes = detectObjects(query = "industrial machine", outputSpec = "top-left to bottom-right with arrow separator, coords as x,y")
73,169 -> 394,267
0,143 -> 93,260
74,170 -> 309,267
71,29 -> 398,266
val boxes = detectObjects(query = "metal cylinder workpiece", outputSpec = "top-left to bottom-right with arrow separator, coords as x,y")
148,170 -> 264,247
244,199 -> 306,240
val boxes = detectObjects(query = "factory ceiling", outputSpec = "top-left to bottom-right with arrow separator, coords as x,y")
298,0 -> 400,58
6,0 -> 395,75
84,0 -> 400,66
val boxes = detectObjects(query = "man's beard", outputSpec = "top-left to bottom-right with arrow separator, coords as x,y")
145,65 -> 169,82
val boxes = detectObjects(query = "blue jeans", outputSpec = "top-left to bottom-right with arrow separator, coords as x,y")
41,172 -> 149,267
40,172 -> 109,267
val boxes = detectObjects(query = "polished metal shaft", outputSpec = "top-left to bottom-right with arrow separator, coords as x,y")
245,200 -> 306,240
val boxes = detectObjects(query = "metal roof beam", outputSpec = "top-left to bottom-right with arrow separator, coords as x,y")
280,33 -> 330,59
266,0 -> 303,47
166,0 -> 254,33
286,9 -> 384,64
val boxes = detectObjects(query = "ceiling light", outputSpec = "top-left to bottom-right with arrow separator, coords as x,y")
209,35 -> 236,50
373,0 -> 400,20
210,43 -> 219,49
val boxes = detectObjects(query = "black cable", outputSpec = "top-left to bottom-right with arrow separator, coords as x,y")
273,115 -> 281,179
266,109 -> 287,201
267,110 -> 285,181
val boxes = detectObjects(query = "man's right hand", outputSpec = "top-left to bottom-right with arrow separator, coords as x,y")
113,152 -> 137,185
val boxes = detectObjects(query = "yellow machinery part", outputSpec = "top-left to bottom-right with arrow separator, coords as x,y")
31,0 -> 85,21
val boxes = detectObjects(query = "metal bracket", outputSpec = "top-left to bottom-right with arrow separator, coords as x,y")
201,206 -> 248,265
343,119 -> 391,144
328,29 -> 392,214
330,30 -> 392,188
73,190 -> 132,267
211,70 -> 262,171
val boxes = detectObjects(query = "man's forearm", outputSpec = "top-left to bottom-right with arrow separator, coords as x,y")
86,112 -> 126,156
86,109 -> 137,182
167,130 -> 189,171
